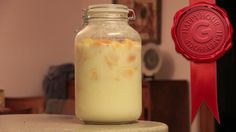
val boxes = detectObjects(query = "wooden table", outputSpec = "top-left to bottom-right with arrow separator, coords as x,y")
0,114 -> 168,132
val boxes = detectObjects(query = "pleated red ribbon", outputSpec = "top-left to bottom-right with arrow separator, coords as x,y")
191,62 -> 219,123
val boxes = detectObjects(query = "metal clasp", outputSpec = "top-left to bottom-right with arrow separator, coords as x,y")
128,9 -> 136,21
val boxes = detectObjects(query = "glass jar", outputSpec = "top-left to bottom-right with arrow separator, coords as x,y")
74,4 -> 142,124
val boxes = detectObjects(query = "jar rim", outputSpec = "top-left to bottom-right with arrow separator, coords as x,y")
87,4 -> 129,13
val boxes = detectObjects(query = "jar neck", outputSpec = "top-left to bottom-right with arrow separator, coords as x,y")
83,4 -> 135,26
86,12 -> 129,23
87,19 -> 128,25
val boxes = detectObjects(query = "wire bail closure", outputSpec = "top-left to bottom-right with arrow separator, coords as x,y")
128,9 -> 136,20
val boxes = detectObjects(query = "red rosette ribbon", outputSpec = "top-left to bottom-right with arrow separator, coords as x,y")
171,2 -> 233,123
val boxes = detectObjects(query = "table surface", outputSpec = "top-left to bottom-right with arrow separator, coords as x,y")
0,114 -> 168,132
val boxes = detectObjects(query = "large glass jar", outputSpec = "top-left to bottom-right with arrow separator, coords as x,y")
74,4 -> 142,124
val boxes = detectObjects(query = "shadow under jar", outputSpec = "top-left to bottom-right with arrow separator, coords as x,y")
74,4 -> 142,124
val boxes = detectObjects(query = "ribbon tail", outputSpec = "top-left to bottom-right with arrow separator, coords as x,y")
191,62 -> 220,123
191,62 -> 204,122
191,89 -> 203,123
205,81 -> 220,123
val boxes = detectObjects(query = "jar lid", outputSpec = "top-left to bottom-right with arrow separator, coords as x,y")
88,4 -> 129,13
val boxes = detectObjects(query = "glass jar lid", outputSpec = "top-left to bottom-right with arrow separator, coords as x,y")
84,4 -> 135,20
88,4 -> 129,13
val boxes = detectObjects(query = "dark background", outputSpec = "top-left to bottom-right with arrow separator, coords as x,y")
216,0 -> 236,131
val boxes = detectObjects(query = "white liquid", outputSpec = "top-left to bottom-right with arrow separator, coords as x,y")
75,38 -> 142,123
